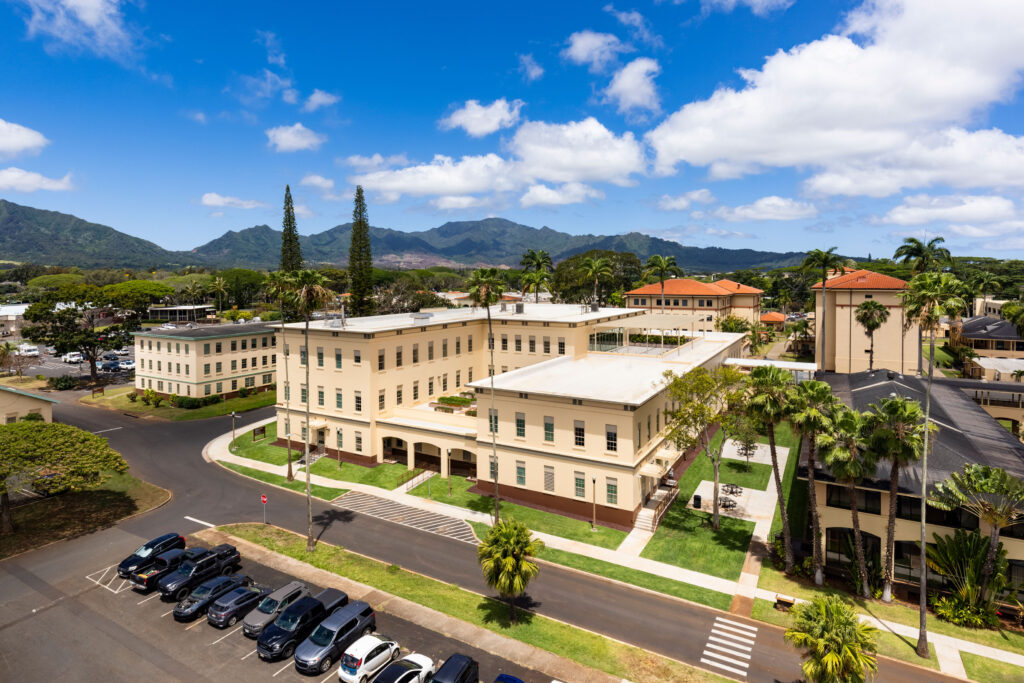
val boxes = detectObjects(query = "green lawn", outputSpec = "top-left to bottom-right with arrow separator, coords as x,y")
81,385 -> 276,421
640,502 -> 755,581
222,523 -> 729,683
220,462 -> 348,501
229,422 -> 292,466
307,458 -> 420,490
768,422 -> 806,540
961,652 -> 1024,682
410,475 -> 627,550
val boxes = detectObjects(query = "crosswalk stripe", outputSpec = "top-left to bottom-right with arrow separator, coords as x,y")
708,635 -> 752,651
701,650 -> 750,669
704,643 -> 752,659
713,623 -> 759,638
701,657 -> 748,677
714,616 -> 758,632
710,628 -> 755,645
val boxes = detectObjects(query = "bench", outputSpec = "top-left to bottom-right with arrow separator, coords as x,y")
775,593 -> 796,610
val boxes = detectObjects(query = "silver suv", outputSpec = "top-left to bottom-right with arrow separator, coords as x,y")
242,580 -> 309,638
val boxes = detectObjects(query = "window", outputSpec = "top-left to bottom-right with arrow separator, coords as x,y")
336,431 -> 343,449
215,342 -> 222,353
647,415 -> 651,441
428,378 -> 434,395
395,346 -> 403,367
488,334 -> 494,350
231,340 -> 237,352
396,386 -> 403,405
203,343 -> 210,354
240,340 -> 246,351
490,457 -> 498,481
896,495 -> 921,521
574,420 -> 585,447
300,386 -> 307,404
501,335 -> 508,351
412,344 -> 419,363
428,341 -> 434,361
378,349 -> 385,371
558,338 -> 565,355
468,368 -> 473,383
455,370 -> 461,387
413,381 -> 419,401
574,472 -> 586,498
606,478 -> 618,505
335,349 -> 342,368
204,384 -> 211,396
216,382 -> 222,393
467,336 -> 473,353
515,412 -> 525,437
489,409 -> 498,434
231,379 -> 238,391
378,391 -> 385,410
184,365 -> 189,376
215,361 -> 222,373
176,343 -> 181,353
317,347 -> 324,367
543,337 -> 550,354
516,461 -> 526,486
299,346 -> 307,365
442,338 -> 448,358
263,374 -> 272,384
241,358 -> 247,369
455,337 -> 461,355
245,376 -> 255,388
633,298 -> 639,306
514,335 -> 522,352
335,390 -> 343,409
355,432 -> 363,453
544,466 -> 554,492
203,363 -> 210,375
606,425 -> 618,452
284,383 -> 290,401
442,374 -> 448,392
157,360 -> 162,372
544,417 -> 554,441
354,392 -> 362,412
262,355 -> 268,366
317,389 -> 324,406
354,349 -> 361,364
157,380 -> 163,391
262,336 -> 269,348
528,336 -> 536,353
231,360 -> 237,371
825,484 -> 881,515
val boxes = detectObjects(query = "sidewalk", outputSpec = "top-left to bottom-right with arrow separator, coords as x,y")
207,419 -> 1023,677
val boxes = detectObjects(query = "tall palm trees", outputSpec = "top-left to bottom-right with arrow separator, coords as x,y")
477,519 -> 544,623
467,268 -> 506,522
181,282 -> 205,320
208,276 -> 228,313
899,271 -> 965,655
520,270 -> 550,304
854,300 -> 890,372
803,248 -> 854,373
265,271 -> 297,481
577,256 -> 613,306
643,254 -> 684,314
790,380 -> 839,585
747,365 -> 796,574
784,594 -> 878,683
971,272 -> 1003,317
893,236 -> 951,275
291,269 -> 333,553
520,249 -> 552,275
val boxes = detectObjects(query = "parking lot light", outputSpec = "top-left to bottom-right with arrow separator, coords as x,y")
231,411 -> 237,441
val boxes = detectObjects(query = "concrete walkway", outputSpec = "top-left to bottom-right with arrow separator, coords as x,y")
207,419 -> 1024,678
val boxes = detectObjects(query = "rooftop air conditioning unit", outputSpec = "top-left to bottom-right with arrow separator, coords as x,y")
590,303 -> 600,312
411,311 -> 433,320
500,302 -> 507,312
515,302 -> 524,314
328,317 -> 342,328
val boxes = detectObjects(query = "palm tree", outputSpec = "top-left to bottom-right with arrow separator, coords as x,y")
784,594 -> 878,683
577,256 -> 613,306
520,249 -> 553,275
643,255 -> 684,314
899,271 -> 966,655
929,464 -> 1024,601
893,236 -> 951,275
477,519 -> 544,623
971,272 -> 1003,317
803,248 -> 854,373
467,268 -> 506,522
0,341 -> 16,373
208,276 -> 228,312
265,271 -> 297,481
819,407 -> 876,598
776,288 -> 792,315
1014,369 -> 1024,383
789,380 -> 839,585
520,270 -> 550,304
181,282 -> 205,321
291,269 -> 333,553
854,300 -> 890,372
747,365 -> 796,574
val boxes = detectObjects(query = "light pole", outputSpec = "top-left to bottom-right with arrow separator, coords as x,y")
231,411 -> 237,442
591,475 -> 597,531
447,448 -> 452,497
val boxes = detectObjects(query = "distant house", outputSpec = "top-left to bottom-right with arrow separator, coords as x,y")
625,278 -> 762,332
147,304 -> 216,322
1,385 -> 58,423
760,311 -> 786,331
0,303 -> 30,337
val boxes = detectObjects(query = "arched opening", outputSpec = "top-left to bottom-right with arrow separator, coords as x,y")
383,437 -> 408,465
413,442 -> 441,472
448,448 -> 476,478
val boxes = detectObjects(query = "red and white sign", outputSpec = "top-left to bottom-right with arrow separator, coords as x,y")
260,494 -> 267,505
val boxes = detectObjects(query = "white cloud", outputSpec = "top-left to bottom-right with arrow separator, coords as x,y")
714,196 -> 817,221
237,69 -> 295,104
520,182 -> 604,208
604,57 -> 660,115
430,195 -> 491,210
0,167 -> 72,192
658,188 -> 715,210
518,54 -> 544,82
209,211 -> 225,218
603,5 -> 662,47
293,203 -> 314,218
200,192 -> 266,209
256,30 -> 286,67
946,220 -> 1024,239
265,123 -> 326,152
439,98 -> 524,137
343,153 -> 411,171
302,89 -> 340,112
699,0 -> 795,17
300,174 -> 334,191
706,227 -> 755,239
14,0 -> 138,61
880,194 -> 1016,226
353,153 -> 517,197
647,0 -> 1024,197
186,111 -> 207,125
562,30 -> 633,72
0,118 -> 49,159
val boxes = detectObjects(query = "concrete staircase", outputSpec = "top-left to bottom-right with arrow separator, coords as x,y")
634,486 -> 679,532
634,507 -> 657,532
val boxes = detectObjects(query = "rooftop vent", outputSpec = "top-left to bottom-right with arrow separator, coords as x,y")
411,311 -> 433,320
328,317 -> 342,328
590,303 -> 600,312
515,302 -> 524,314
500,302 -> 507,312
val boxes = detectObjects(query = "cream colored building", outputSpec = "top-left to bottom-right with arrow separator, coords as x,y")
133,322 -> 277,398
272,303 -> 743,526
625,279 -> 762,332
813,269 -> 919,375
1,385 -> 57,423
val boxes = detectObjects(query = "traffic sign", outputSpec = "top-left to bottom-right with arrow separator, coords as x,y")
260,494 -> 267,504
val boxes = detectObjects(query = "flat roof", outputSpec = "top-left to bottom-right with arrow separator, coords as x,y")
0,304 -> 29,317
147,304 -> 215,310
134,321 -> 275,340
724,358 -> 817,371
467,333 -> 744,405
274,303 -> 645,334
973,357 -> 1024,373
0,384 -> 60,404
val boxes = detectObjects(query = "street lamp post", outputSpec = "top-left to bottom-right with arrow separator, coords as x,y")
447,448 -> 452,497
231,411 -> 237,442
591,475 -> 597,531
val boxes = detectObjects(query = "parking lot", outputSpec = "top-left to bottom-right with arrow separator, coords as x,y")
7,344 -> 135,380
56,549 -> 545,683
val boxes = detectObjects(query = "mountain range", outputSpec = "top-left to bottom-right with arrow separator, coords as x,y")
0,199 -> 807,272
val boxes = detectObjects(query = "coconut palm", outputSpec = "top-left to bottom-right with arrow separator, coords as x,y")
520,270 -> 550,304
577,256 -> 613,305
477,519 -> 544,623
784,594 -> 878,683
1014,369 -> 1024,383
789,380 -> 839,585
854,300 -> 890,372
520,249 -> 553,274
291,269 -> 333,553
643,255 -> 684,314
264,271 -> 297,481
467,267 -> 506,522
747,364 -> 796,574
929,464 -> 1024,601
776,288 -> 792,315
0,341 -> 16,373
819,407 -> 876,598
971,272 -> 1003,317
181,282 -> 205,321
893,236 -> 951,275
803,248 -> 855,373
208,276 -> 228,312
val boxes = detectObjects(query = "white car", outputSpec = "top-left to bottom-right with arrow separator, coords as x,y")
357,653 -> 434,683
62,352 -> 83,363
17,344 -> 39,357
119,359 -> 136,371
115,347 -> 131,356
338,634 -> 400,682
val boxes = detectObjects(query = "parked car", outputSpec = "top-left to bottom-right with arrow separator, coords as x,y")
493,676 -> 525,683
61,352 -> 83,363
115,347 -> 131,355
294,601 -> 377,675
119,359 -> 136,371
432,654 -> 480,683
243,580 -> 310,638
335,632 -> 397,681
101,352 -> 119,361
207,584 -> 271,628
371,654 -> 436,683
45,346 -> 56,355
158,543 -> 240,602
130,548 -> 191,591
16,345 -> 39,357
173,574 -> 252,622
256,588 -> 347,662
117,532 -> 186,578
100,361 -> 120,372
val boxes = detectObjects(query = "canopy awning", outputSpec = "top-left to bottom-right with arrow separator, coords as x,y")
639,461 -> 668,478
308,419 -> 329,430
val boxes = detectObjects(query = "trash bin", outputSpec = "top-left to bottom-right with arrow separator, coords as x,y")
693,494 -> 701,509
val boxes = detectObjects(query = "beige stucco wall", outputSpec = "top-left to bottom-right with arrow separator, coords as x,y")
0,389 -> 54,423
815,288 -> 919,374
627,292 -> 761,331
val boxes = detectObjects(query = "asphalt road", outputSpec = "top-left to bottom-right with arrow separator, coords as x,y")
1,396 -> 963,683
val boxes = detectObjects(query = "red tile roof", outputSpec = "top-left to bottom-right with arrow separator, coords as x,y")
713,279 -> 764,294
626,278 -> 732,297
761,311 -> 786,323
811,269 -> 908,290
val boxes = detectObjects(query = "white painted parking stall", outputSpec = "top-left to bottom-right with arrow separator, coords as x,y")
84,564 -> 133,594
700,616 -> 757,678
331,491 -> 477,544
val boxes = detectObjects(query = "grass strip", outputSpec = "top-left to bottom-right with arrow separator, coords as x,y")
222,523 -> 729,683
640,505 -> 754,581
81,385 -> 276,421
307,458 -> 421,490
961,651 -> 1024,682
220,462 -> 347,501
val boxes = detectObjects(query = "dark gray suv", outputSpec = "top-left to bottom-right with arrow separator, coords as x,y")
242,580 -> 309,638
293,601 -> 376,675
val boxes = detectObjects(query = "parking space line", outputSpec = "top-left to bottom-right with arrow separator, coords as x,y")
91,427 -> 123,434
272,661 -> 292,677
318,672 -> 334,683
185,619 -> 206,630
137,593 -> 161,605
210,625 -> 243,645
241,649 -> 257,660
161,608 -> 175,617
184,515 -> 215,528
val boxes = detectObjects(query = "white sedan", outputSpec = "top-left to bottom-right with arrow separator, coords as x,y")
115,347 -> 131,356
119,359 -> 136,371
363,653 -> 435,683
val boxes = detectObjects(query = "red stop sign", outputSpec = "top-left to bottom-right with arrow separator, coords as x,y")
260,494 -> 267,505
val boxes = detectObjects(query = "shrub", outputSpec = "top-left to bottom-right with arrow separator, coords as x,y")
201,394 -> 222,406
151,396 -> 163,408
35,374 -> 46,381
168,393 -> 179,407
434,405 -> 454,413
20,412 -> 44,422
465,409 -> 477,417
47,375 -> 78,390
127,391 -> 138,402
237,387 -> 250,398
438,395 -> 474,406
177,396 -> 201,409
931,595 -> 1000,629
141,388 -> 156,406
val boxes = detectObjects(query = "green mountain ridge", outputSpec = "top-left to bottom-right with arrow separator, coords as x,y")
0,199 -> 807,271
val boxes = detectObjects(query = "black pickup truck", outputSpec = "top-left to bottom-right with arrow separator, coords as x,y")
158,544 -> 241,602
256,588 -> 348,662
130,548 -> 201,592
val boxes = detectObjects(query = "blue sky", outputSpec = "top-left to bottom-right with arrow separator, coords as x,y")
3,0 -> 1024,260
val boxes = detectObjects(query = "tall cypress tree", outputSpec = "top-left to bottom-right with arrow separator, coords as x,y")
348,185 -> 374,316
280,184 -> 303,272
